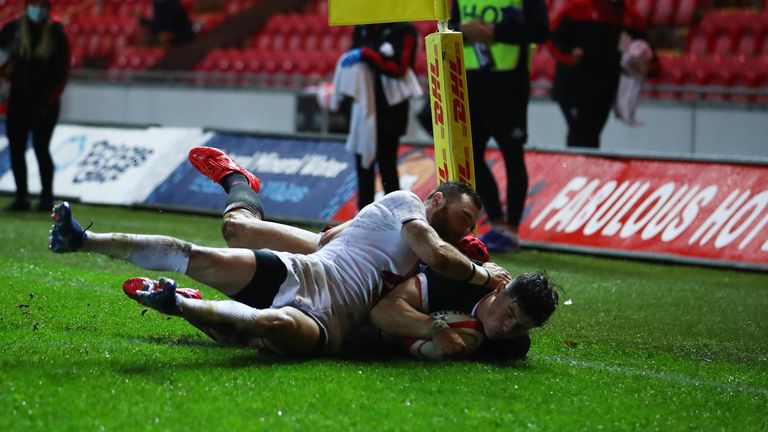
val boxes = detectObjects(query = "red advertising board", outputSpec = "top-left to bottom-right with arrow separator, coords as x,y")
369,145 -> 768,270
521,151 -> 768,269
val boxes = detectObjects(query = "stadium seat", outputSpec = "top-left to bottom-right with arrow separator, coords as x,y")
320,34 -> 337,52
700,55 -> 732,102
633,0 -> 656,23
265,14 -> 290,35
677,54 -> 704,101
651,0 -> 677,26
674,0 -> 697,25
336,34 -> 352,51
711,30 -> 737,56
729,56 -> 757,103
654,54 -> 685,100
687,32 -> 711,56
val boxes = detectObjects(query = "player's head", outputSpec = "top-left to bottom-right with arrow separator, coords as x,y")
479,272 -> 560,340
425,182 -> 482,244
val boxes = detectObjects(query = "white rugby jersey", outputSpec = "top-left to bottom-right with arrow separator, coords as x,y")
271,190 -> 425,350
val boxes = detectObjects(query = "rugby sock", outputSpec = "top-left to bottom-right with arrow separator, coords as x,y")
177,298 -> 264,339
222,173 -> 264,218
83,233 -> 190,274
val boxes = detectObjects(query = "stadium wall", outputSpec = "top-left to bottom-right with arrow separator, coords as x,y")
60,82 -> 768,160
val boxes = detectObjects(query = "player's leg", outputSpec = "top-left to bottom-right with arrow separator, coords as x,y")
50,201 -> 256,295
125,276 -> 321,355
176,300 -> 321,355
188,146 -> 321,252
221,208 -> 320,253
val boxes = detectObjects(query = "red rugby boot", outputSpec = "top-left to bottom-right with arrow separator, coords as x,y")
188,146 -> 261,193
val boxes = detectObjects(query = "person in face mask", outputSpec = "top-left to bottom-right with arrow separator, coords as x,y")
0,0 -> 69,212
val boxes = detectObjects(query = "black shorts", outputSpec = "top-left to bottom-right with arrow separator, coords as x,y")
231,249 -> 287,309
231,249 -> 328,352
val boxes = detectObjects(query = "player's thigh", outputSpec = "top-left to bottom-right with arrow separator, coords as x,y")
261,306 -> 322,356
187,246 -> 257,295
227,217 -> 320,254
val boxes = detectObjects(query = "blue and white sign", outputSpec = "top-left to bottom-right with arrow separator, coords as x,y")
0,124 -> 213,204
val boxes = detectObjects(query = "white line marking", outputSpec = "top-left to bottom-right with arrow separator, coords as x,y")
542,356 -> 768,396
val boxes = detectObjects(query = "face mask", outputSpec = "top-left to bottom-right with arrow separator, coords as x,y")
26,5 -> 50,23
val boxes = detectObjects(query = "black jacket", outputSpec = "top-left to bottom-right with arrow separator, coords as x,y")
0,18 -> 70,107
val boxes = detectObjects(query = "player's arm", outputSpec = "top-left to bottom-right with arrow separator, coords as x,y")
401,219 -> 510,288
370,276 -> 465,355
318,220 -> 351,248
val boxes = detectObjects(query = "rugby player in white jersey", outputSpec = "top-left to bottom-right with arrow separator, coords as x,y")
178,148 -> 559,359
49,147 -> 511,356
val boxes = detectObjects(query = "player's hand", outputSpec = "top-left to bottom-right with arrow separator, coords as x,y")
571,47 -> 584,64
461,21 -> 494,44
483,262 -> 511,289
432,327 -> 466,357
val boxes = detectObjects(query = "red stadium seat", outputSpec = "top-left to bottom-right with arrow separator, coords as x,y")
270,33 -> 286,51
677,54 -> 705,101
700,55 -> 732,101
336,34 -> 352,51
265,14 -> 290,35
303,34 -> 319,51
254,33 -> 272,51
736,30 -> 762,57
674,0 -> 697,25
304,14 -> 325,36
654,54 -> 684,100
687,32 -> 711,56
728,56 -> 757,103
651,0 -> 677,25
287,33 -> 303,51
633,0 -> 656,23
711,30 -> 736,56
286,13 -> 308,36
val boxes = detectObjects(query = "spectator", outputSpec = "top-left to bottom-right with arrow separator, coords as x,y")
548,0 -> 648,148
139,0 -> 195,47
450,0 -> 549,252
340,23 -> 420,210
0,0 -> 69,212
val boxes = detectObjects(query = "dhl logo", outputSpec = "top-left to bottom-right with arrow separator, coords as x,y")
428,44 -> 446,140
448,44 -> 468,136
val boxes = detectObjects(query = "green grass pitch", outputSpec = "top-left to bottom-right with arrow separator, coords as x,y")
1,197 -> 766,431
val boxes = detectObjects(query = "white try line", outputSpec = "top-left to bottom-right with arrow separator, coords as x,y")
542,356 -> 768,396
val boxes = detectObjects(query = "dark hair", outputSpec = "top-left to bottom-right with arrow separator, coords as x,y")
505,272 -> 560,326
426,181 -> 483,211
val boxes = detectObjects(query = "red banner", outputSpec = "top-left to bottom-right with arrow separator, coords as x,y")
355,145 -> 768,269
520,152 -> 768,268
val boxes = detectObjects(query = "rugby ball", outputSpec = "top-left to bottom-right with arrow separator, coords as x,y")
405,311 -> 485,360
